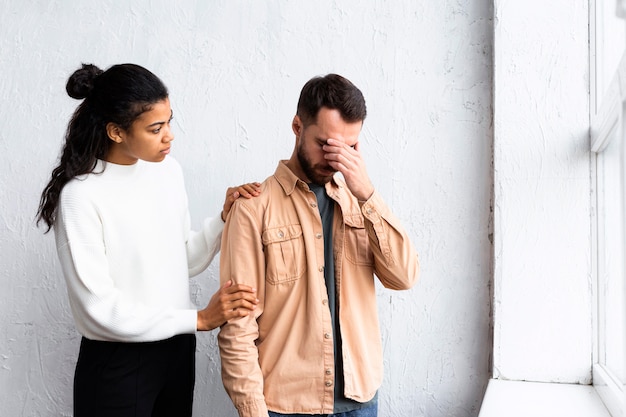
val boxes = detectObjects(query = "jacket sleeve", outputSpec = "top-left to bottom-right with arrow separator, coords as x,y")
218,199 -> 269,417
360,190 -> 420,290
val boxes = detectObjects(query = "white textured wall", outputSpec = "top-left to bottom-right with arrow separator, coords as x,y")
0,1 -> 493,416
492,0 -> 591,383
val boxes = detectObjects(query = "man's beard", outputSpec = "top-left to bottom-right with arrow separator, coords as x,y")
297,140 -> 335,185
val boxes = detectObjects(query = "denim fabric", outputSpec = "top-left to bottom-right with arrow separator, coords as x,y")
268,403 -> 378,417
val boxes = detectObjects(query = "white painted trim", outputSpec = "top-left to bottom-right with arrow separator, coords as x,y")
590,45 -> 626,150
591,0 -> 599,116
590,73 -> 621,153
594,364 -> 625,417
617,0 -> 626,19
589,1 -> 600,394
590,36 -> 626,417
478,379 -> 611,417
590,151 -> 600,392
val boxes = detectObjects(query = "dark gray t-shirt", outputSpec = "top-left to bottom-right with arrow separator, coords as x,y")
309,183 -> 377,413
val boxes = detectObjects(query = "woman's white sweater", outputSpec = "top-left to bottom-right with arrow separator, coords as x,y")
55,157 -> 223,342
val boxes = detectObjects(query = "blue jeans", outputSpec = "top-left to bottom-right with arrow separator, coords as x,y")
268,404 -> 378,417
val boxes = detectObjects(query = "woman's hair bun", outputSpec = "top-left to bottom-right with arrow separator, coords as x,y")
65,63 -> 103,99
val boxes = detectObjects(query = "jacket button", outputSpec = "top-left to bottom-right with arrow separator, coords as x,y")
324,333 -> 331,339
316,233 -> 322,239
325,380 -> 333,387
326,369 -> 332,375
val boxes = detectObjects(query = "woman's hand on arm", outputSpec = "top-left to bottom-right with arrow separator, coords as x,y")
221,182 -> 261,221
196,280 -> 259,331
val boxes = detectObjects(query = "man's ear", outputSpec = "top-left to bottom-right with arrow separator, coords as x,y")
292,115 -> 303,137
106,122 -> 124,144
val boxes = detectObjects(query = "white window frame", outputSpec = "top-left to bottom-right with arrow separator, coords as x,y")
590,1 -> 626,415
591,64 -> 626,417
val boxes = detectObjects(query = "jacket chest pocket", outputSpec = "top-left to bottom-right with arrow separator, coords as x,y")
343,215 -> 374,266
262,225 -> 306,284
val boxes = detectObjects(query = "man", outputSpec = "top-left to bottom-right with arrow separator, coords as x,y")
218,74 -> 419,417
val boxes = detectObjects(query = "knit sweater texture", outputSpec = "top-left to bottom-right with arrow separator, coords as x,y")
54,156 -> 223,342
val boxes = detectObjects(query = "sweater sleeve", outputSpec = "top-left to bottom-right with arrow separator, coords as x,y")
170,155 -> 224,277
186,214 -> 224,277
55,184 -> 197,342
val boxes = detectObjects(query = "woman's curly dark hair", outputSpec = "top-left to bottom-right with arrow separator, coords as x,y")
36,63 -> 168,232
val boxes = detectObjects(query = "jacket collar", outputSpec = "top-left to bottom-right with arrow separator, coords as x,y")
274,160 -> 340,196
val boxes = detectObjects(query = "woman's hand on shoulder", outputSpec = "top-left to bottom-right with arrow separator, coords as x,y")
221,182 -> 261,221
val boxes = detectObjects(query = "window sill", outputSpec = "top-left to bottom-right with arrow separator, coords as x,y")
478,379 -> 612,417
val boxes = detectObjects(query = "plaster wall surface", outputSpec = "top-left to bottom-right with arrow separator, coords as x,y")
492,0 -> 591,383
0,1 -> 493,416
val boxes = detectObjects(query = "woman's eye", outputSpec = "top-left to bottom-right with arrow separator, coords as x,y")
152,128 -> 161,134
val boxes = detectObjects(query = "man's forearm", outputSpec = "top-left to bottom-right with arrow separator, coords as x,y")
218,317 -> 268,417
362,191 -> 420,290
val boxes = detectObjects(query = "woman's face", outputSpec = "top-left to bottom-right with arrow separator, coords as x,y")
105,98 -> 174,165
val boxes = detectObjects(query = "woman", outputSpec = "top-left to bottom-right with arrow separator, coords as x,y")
36,63 -> 260,416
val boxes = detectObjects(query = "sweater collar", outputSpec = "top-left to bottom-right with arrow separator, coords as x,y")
94,158 -> 143,179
